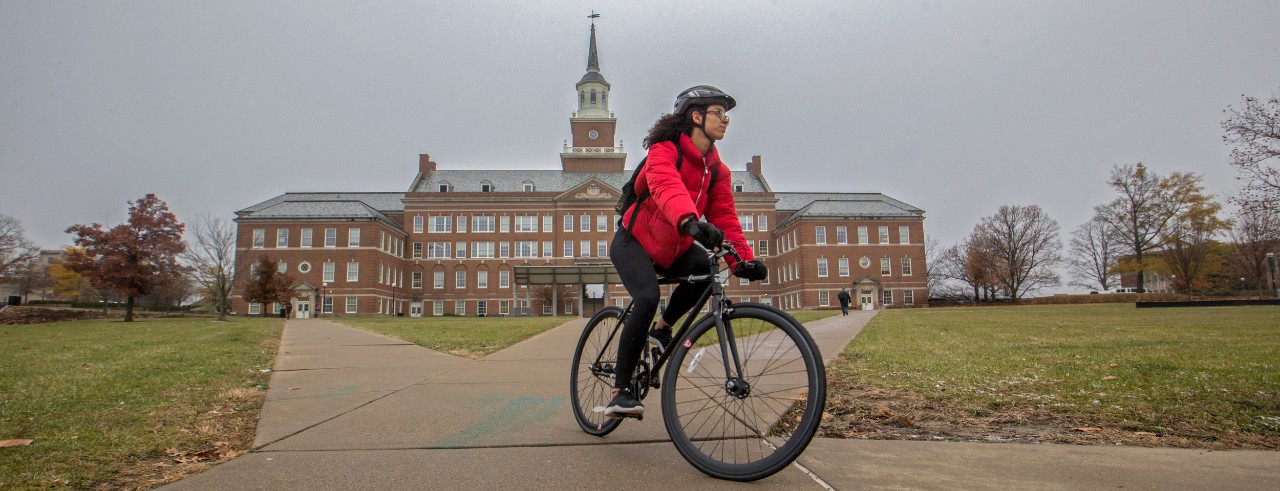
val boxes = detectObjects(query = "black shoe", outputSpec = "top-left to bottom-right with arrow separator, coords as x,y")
648,326 -> 674,355
604,387 -> 644,418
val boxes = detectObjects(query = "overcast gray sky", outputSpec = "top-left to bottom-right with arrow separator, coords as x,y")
3,0 -> 1278,293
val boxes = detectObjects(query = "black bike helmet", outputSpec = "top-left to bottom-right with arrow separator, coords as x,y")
673,85 -> 737,115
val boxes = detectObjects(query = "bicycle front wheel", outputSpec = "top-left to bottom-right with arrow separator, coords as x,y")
661,304 -> 826,481
570,306 -> 625,436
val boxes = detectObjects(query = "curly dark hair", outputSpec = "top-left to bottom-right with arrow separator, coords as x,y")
642,104 -> 707,149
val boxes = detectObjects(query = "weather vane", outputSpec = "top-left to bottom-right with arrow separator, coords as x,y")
589,11 -> 600,22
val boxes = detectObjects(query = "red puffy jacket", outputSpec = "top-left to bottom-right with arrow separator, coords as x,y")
621,133 -> 755,269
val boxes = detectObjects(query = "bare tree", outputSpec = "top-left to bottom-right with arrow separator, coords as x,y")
0,214 -> 40,282
1068,214 -> 1122,291
923,235 -> 947,298
1227,204 -> 1279,297
973,205 -> 1063,300
182,215 -> 241,320
1096,163 -> 1188,293
1222,89 -> 1280,210
940,233 -> 998,302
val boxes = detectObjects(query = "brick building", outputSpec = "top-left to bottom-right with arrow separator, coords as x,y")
231,23 -> 927,317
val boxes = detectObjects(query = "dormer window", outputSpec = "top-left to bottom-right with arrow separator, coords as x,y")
733,180 -> 745,193
522,180 -> 535,192
481,180 -> 493,193
438,181 -> 453,193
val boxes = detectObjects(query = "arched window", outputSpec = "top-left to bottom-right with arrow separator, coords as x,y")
590,89 -> 597,106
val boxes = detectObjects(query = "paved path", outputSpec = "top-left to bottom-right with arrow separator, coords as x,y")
165,312 -> 1278,490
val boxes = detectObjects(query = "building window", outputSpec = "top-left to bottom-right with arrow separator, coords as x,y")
819,291 -> 830,307
455,216 -> 466,233
322,262 -> 335,282
433,301 -> 443,316
277,261 -> 287,273
499,242 -> 510,258
275,228 -> 288,248
817,258 -> 829,277
740,215 -> 754,232
298,261 -> 311,274
857,226 -> 868,245
734,182 -> 744,192
580,215 -> 590,232
346,296 -> 358,313
900,226 -> 910,244
880,258 -> 891,276
904,290 -> 915,305
757,240 -> 769,256
580,240 -> 591,258
758,215 -> 768,231
523,181 -> 534,192
414,216 -> 424,233
434,271 -> 444,289
477,271 -> 489,289
348,228 -> 361,247
882,289 -> 893,305
297,228 -> 311,247
455,271 -> 466,288
499,300 -> 510,315
836,226 -> 847,244
563,241 -> 573,257
879,226 -> 889,244
347,262 -> 359,282
429,216 -> 451,233
596,215 -> 607,232
563,215 -> 573,232
252,229 -> 265,248
542,303 -> 552,315
902,257 -> 913,276
472,241 -> 495,258
515,216 -> 536,232
543,241 -> 553,258
455,242 -> 466,259
499,270 -> 510,288
321,297 -> 332,313
515,241 -> 537,258
412,271 -> 422,289
597,240 -> 607,257
477,300 -> 488,316
472,216 -> 495,232
248,302 -> 260,315
500,215 -> 510,233
839,257 -> 850,277
427,242 -> 450,258
815,226 -> 826,245
412,242 -> 423,259
543,216 -> 553,233
481,181 -> 493,192
455,301 -> 466,316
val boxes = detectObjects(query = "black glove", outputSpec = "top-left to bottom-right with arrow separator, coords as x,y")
733,259 -> 769,282
682,220 -> 724,248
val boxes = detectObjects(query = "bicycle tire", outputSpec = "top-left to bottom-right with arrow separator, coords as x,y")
661,303 -> 826,481
570,306 -> 625,436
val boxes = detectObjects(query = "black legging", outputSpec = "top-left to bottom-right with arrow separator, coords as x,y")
610,228 -> 711,389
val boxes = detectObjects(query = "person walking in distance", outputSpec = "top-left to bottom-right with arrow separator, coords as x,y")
605,85 -> 769,418
837,288 -> 851,316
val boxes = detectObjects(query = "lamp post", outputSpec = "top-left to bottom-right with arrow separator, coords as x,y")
320,282 -> 327,318
1169,275 -> 1177,296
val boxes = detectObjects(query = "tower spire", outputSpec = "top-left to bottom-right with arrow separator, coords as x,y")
587,12 -> 600,71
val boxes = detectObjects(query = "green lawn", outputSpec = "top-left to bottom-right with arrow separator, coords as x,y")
0,317 -> 281,488
826,304 -> 1280,447
335,316 -> 574,359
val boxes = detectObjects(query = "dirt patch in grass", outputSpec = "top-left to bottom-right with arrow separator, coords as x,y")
92,387 -> 266,490
819,372 -> 1280,449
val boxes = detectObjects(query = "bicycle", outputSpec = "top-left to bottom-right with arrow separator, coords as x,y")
569,243 -> 826,481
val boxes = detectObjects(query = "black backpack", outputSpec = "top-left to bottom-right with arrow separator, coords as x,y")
615,142 -> 719,232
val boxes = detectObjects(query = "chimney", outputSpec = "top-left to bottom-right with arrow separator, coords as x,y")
747,155 -> 763,177
419,154 -> 436,175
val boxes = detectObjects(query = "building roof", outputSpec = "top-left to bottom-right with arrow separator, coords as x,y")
235,193 -> 406,231
775,193 -> 925,229
413,169 -> 771,193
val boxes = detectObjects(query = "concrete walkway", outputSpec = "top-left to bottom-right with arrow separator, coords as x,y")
165,312 -> 1279,490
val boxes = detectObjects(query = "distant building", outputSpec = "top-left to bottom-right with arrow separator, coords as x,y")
0,249 -> 66,303
231,22 -> 928,317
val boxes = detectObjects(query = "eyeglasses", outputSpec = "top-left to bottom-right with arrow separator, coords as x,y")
704,109 -> 729,121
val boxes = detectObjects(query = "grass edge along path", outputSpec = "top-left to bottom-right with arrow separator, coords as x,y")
821,304 -> 1280,449
0,317 -> 282,489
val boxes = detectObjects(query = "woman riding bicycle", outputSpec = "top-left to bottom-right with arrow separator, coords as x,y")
605,85 -> 769,418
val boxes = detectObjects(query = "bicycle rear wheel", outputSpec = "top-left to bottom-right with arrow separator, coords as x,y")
661,304 -> 825,481
570,306 -> 625,436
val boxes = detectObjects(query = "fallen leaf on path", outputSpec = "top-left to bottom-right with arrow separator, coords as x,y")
290,386 -> 301,391
0,439 -> 33,447
1072,427 -> 1103,432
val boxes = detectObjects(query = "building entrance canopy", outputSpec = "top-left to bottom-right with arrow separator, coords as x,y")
513,265 -> 620,286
